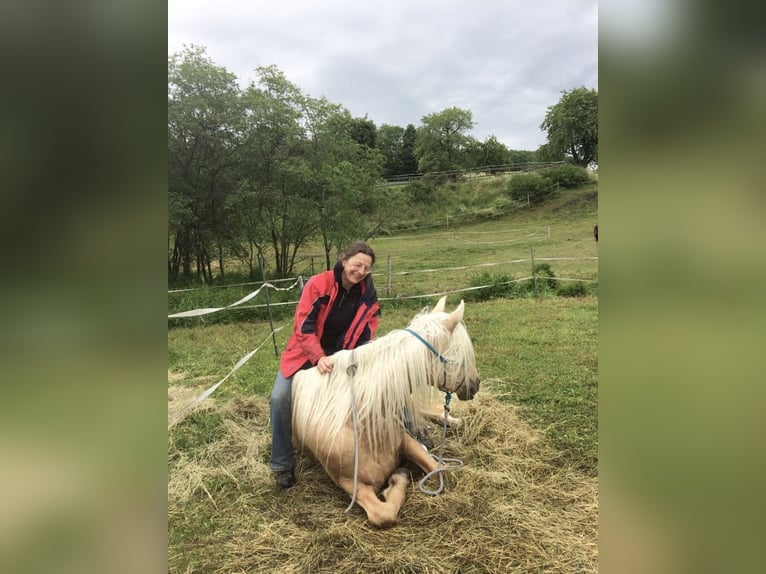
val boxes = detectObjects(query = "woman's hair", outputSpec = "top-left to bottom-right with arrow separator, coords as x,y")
341,241 -> 376,265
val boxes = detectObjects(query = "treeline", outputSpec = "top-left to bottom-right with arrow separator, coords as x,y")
169,45 -> 597,284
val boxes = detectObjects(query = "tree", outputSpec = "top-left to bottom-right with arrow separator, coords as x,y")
478,135 -> 510,166
301,98 -> 384,269
540,87 -> 598,167
508,149 -> 537,164
168,45 -> 242,283
349,116 -> 377,148
240,66 -> 317,277
376,124 -> 405,176
400,124 -> 418,173
377,123 -> 418,176
535,142 -> 565,162
224,182 -> 270,279
414,107 -> 475,172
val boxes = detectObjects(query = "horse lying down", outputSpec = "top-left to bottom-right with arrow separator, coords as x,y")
291,296 -> 480,528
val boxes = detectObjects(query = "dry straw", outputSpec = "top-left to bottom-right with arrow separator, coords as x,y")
168,379 -> 597,573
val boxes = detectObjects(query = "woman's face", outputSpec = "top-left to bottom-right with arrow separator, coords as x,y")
342,253 -> 373,288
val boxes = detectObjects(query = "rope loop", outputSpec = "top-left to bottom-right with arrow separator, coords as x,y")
417,391 -> 464,496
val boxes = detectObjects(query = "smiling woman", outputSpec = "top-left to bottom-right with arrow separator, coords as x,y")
268,240 -> 382,488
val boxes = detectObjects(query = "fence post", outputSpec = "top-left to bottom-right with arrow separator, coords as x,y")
258,254 -> 279,357
386,255 -> 392,297
530,245 -> 538,299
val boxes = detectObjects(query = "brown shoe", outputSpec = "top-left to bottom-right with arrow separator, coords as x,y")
274,469 -> 296,489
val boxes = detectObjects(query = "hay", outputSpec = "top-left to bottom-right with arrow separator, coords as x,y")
167,372 -> 217,427
168,383 -> 598,573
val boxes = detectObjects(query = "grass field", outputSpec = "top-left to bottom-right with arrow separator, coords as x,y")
168,183 -> 598,572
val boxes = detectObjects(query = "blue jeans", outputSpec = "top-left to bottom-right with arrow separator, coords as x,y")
269,370 -> 294,472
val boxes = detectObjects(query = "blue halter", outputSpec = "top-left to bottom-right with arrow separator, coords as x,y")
404,328 -> 451,398
404,328 -> 448,364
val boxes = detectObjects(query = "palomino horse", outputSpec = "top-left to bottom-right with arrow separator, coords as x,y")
291,296 -> 480,528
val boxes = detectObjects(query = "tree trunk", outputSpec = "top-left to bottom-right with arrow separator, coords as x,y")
217,238 -> 225,279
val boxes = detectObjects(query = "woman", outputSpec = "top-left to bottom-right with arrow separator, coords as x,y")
269,241 -> 380,488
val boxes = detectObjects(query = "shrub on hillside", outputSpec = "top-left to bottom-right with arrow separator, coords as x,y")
557,281 -> 589,297
404,180 -> 432,203
533,263 -> 557,291
515,263 -> 558,297
463,272 -> 518,302
507,172 -> 550,202
541,164 -> 591,188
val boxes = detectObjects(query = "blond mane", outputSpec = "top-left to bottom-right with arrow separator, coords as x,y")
292,305 -> 476,459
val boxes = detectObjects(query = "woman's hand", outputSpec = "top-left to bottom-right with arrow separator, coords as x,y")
316,356 -> 334,374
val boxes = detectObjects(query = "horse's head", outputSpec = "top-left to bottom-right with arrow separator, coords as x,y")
409,296 -> 481,401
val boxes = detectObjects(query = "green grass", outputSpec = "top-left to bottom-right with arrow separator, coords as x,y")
469,297 -> 598,474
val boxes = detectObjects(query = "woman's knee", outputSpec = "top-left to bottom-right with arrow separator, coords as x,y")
270,374 -> 293,404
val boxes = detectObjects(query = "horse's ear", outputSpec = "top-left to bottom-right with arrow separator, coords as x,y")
432,296 -> 447,314
443,300 -> 465,332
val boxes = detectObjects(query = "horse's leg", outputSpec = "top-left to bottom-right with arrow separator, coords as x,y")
402,434 -> 440,474
421,407 -> 463,428
338,470 -> 409,529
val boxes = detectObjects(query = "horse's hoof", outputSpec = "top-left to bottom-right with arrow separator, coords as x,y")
390,467 -> 409,485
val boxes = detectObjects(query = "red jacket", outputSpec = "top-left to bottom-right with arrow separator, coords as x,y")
279,262 -> 380,378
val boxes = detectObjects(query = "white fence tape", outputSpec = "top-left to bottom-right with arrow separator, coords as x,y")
392,258 -> 528,276
168,276 -> 298,294
378,276 -> 534,301
168,325 -> 285,428
451,231 -> 541,244
168,279 -> 301,319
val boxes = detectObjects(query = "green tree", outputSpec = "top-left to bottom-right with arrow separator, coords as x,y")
168,45 -> 242,283
349,115 -> 377,148
400,124 -> 418,173
540,87 -> 598,167
535,141 -> 565,162
301,97 -> 384,270
414,107 -> 475,172
238,65 -> 310,278
478,135 -> 511,166
224,183 -> 269,279
508,149 -> 538,164
377,123 -> 419,176
462,136 -> 482,169
376,124 -> 405,176
230,66 -> 304,278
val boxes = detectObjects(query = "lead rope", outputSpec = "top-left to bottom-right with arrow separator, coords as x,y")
417,390 -> 465,496
345,351 -> 359,513
402,329 -> 466,496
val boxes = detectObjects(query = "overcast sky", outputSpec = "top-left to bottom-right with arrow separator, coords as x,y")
168,0 -> 597,151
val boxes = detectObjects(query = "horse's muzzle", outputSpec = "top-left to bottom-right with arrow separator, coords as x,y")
457,376 -> 480,401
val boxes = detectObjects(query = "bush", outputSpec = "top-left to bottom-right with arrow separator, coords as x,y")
507,172 -> 550,203
463,272 -> 518,302
403,180 -> 432,203
541,164 -> 591,188
513,263 -> 557,297
557,281 -> 589,297
533,263 -> 557,291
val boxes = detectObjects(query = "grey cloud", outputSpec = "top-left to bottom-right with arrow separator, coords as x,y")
169,0 -> 597,150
